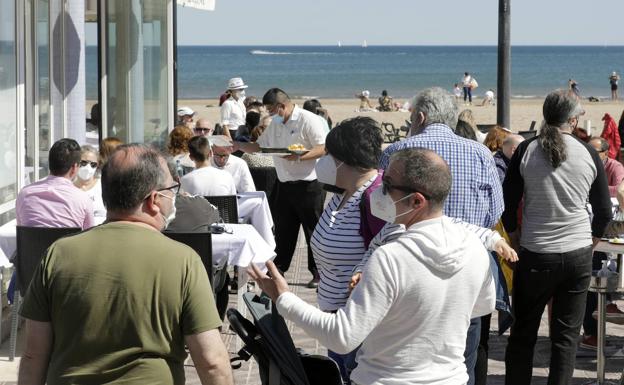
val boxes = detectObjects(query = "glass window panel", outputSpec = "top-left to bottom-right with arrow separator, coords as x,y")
105,0 -> 170,149
0,0 -> 18,220
38,0 -> 50,177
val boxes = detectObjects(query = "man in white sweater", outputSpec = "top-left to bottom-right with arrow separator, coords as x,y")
250,148 -> 496,385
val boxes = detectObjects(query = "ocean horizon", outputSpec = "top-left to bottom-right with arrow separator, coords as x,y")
85,45 -> 624,100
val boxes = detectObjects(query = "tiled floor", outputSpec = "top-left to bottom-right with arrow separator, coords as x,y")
2,229 -> 624,384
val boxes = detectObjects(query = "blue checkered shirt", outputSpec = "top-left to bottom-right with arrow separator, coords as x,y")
379,123 -> 504,228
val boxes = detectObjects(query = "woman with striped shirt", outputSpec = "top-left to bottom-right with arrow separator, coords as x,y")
311,117 -> 385,383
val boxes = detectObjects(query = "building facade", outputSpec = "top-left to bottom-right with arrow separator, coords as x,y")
0,0 -> 175,226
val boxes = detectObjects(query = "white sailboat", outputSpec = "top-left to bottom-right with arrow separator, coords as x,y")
337,41 -> 342,48
362,40 -> 368,48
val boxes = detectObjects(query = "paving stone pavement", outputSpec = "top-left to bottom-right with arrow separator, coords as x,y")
2,227 -> 624,384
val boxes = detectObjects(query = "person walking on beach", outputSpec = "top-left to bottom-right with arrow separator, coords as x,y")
569,79 -> 581,99
462,72 -> 474,105
610,71 -> 620,101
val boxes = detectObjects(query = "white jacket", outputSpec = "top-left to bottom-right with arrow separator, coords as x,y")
276,216 -> 496,385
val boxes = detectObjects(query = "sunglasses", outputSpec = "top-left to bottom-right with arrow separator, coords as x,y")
194,127 -> 212,134
79,160 -> 98,168
381,179 -> 430,200
213,153 -> 229,159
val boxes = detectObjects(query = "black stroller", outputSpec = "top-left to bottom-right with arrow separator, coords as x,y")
228,292 -> 343,385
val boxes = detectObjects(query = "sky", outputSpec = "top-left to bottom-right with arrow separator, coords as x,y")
177,0 -> 624,46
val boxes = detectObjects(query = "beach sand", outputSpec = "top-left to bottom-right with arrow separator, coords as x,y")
180,97 -> 624,135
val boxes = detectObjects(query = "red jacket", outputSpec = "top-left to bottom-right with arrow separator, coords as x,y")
601,113 -> 621,159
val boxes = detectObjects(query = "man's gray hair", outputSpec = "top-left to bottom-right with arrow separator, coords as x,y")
410,87 -> 459,129
101,144 -> 168,213
543,90 -> 584,128
389,148 -> 452,210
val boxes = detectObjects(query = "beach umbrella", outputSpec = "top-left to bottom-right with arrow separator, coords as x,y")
177,0 -> 216,11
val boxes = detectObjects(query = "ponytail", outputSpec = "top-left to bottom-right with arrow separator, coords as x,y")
539,123 -> 567,168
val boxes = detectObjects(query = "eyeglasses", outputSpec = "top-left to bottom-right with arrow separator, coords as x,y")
194,127 -> 212,134
79,160 -> 98,168
381,179 -> 430,200
156,182 -> 181,196
213,153 -> 229,159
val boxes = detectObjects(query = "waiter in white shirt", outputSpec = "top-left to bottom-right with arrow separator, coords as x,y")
234,88 -> 326,287
221,77 -> 248,139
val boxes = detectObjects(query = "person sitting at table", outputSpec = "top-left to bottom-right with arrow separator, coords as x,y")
167,125 -> 195,172
242,115 -> 275,169
590,137 -> 624,197
99,137 -> 123,167
181,136 -> 236,197
73,144 -> 106,219
17,144 -> 233,384
17,138 -> 94,230
250,148 -> 496,385
211,144 -> 256,193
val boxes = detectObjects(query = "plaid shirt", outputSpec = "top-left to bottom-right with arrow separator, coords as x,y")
379,123 -> 504,228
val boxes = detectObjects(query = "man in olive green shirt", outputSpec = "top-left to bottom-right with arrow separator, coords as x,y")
18,145 -> 233,385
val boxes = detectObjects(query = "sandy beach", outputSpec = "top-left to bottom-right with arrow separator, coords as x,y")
180,97 -> 624,135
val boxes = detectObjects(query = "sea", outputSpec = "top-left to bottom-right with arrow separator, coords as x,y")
85,45 -> 624,100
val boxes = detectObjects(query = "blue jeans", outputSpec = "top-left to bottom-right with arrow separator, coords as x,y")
463,86 -> 472,102
328,348 -> 358,385
464,317 -> 481,385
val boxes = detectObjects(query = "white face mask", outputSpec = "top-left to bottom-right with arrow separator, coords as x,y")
157,192 -> 177,229
370,187 -> 414,223
315,155 -> 343,186
77,165 -> 96,181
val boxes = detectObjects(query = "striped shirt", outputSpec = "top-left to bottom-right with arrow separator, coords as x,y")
310,175 -> 377,311
379,123 -> 504,228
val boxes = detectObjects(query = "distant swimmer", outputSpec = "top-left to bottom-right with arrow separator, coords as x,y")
610,71 -> 620,101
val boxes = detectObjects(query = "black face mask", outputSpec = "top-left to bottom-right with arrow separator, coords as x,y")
322,183 -> 345,194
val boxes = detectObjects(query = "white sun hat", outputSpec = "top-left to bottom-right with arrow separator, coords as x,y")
228,77 -> 248,90
361,90 -> 370,98
177,106 -> 195,116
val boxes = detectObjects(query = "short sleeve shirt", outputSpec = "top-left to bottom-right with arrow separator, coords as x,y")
256,106 -> 326,182
20,222 -> 221,384
220,97 -> 246,127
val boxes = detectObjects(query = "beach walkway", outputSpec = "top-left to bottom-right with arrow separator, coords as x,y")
1,228 -> 624,384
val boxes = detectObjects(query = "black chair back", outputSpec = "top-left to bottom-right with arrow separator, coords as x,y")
518,130 -> 537,139
163,232 -> 213,284
15,226 -> 81,291
204,195 -> 239,223
249,167 -> 278,197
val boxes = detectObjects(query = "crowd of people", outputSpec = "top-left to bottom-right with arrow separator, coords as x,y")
12,77 -> 624,385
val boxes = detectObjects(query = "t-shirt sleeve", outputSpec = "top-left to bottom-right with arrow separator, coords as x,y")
181,253 -> 221,335
20,247 -> 53,322
303,116 -> 326,146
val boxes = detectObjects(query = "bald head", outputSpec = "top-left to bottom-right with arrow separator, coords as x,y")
502,134 -> 524,159
194,118 -> 213,136
101,144 -> 170,213
389,148 -> 452,210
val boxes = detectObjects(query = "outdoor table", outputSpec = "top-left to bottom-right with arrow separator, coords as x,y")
237,191 -> 275,249
589,241 -> 624,385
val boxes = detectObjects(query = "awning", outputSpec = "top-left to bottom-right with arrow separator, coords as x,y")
177,0 -> 215,11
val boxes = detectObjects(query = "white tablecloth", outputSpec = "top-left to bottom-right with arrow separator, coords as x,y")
211,223 -> 275,267
237,191 -> 275,249
0,221 -> 274,269
0,219 -> 16,267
